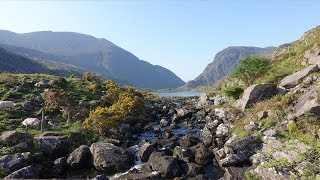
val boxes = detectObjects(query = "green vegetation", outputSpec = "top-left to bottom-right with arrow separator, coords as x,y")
244,172 -> 260,180
232,56 -> 271,86
223,86 -> 244,99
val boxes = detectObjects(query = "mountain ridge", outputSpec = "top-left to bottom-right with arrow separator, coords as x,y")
0,30 -> 185,89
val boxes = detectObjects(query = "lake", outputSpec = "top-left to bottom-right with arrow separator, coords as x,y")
155,91 -> 204,98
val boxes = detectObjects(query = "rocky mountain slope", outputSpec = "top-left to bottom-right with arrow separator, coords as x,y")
186,46 -> 276,88
0,47 -> 83,76
0,30 -> 185,89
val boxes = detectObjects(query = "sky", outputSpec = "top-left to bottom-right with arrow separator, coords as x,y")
0,1 -> 320,81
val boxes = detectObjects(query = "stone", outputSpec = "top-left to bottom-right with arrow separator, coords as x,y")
0,130 -> 29,146
34,132 -> 71,158
235,83 -> 278,111
194,145 -> 212,165
196,93 -> 212,109
200,126 -> 213,147
0,153 -> 28,174
249,153 -> 265,165
137,142 -> 155,162
220,154 -> 240,167
4,165 -> 38,179
90,142 -> 133,173
257,111 -> 268,120
279,64 -> 319,88
295,86 -> 320,117
224,167 -> 247,180
216,124 -> 229,137
92,174 -> 109,180
67,145 -> 93,169
180,133 -> 198,147
302,76 -> 313,85
173,146 -> 194,162
160,118 -> 169,127
52,157 -> 67,175
244,121 -> 258,131
148,152 -> 182,178
181,162 -> 203,176
263,129 -> 276,137
304,44 -> 320,65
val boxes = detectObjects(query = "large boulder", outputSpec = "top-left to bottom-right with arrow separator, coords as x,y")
173,146 -> 194,162
304,44 -> 320,65
196,93 -> 212,109
234,83 -> 278,111
90,142 -> 133,173
295,86 -> 320,117
4,165 -> 38,179
137,142 -> 155,162
0,130 -> 29,146
67,145 -> 93,169
279,64 -> 319,88
148,152 -> 182,178
0,153 -> 28,174
34,132 -> 72,158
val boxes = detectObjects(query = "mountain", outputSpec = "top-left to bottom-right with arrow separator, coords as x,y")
0,47 -> 83,77
185,46 -> 277,88
0,30 -> 185,89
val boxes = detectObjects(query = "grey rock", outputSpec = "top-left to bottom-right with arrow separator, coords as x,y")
92,174 -> 109,180
235,83 -> 278,111
4,165 -> 38,179
279,64 -> 319,88
181,162 -> 203,176
257,111 -> 268,120
52,157 -> 67,175
67,145 -> 93,169
137,142 -> 155,162
148,152 -> 182,178
295,86 -> 320,117
196,93 -> 212,109
194,145 -> 213,165
220,154 -> 240,167
160,118 -> 169,127
0,130 -> 29,146
244,121 -> 258,131
263,129 -> 276,137
34,132 -> 71,158
90,142 -> 133,172
249,153 -> 265,165
173,146 -> 194,162
0,153 -> 28,174
216,124 -> 229,137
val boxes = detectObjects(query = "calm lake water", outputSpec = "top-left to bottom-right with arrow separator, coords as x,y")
155,91 -> 203,98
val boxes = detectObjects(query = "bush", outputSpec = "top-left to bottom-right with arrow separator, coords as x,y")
223,86 -> 244,99
288,121 -> 298,136
82,72 -> 101,83
232,56 -> 271,86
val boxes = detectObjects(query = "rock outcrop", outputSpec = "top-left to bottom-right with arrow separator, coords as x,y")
234,83 -> 278,111
279,64 -> 319,88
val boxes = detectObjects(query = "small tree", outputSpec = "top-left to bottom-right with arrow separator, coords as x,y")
232,56 -> 271,86
42,89 -> 73,124
223,86 -> 244,99
82,72 -> 101,83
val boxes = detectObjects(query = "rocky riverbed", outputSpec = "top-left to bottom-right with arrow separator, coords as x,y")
1,92 -> 312,179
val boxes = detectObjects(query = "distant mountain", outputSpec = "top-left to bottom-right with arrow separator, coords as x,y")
0,47 -> 83,77
185,46 -> 276,88
0,30 -> 185,89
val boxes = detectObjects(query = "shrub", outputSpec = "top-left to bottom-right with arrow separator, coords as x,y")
223,86 -> 244,99
82,72 -> 101,83
87,83 -> 100,94
232,56 -> 271,86
288,121 -> 298,136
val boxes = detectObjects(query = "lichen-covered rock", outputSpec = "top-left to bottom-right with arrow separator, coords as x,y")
0,153 -> 28,174
295,86 -> 320,117
304,44 -> 320,65
234,83 -> 278,111
194,145 -> 213,165
220,154 -> 240,167
4,165 -> 38,179
173,146 -> 194,162
90,142 -> 133,173
67,145 -> 93,169
0,130 -> 29,146
34,132 -> 72,158
137,142 -> 155,162
148,152 -> 182,178
279,64 -> 319,88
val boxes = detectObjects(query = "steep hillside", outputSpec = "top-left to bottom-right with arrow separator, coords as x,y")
186,46 -> 276,88
0,30 -> 185,89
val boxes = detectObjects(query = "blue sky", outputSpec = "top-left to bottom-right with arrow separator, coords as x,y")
0,1 -> 320,81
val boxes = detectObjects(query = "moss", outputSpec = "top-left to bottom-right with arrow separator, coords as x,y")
245,172 -> 260,180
